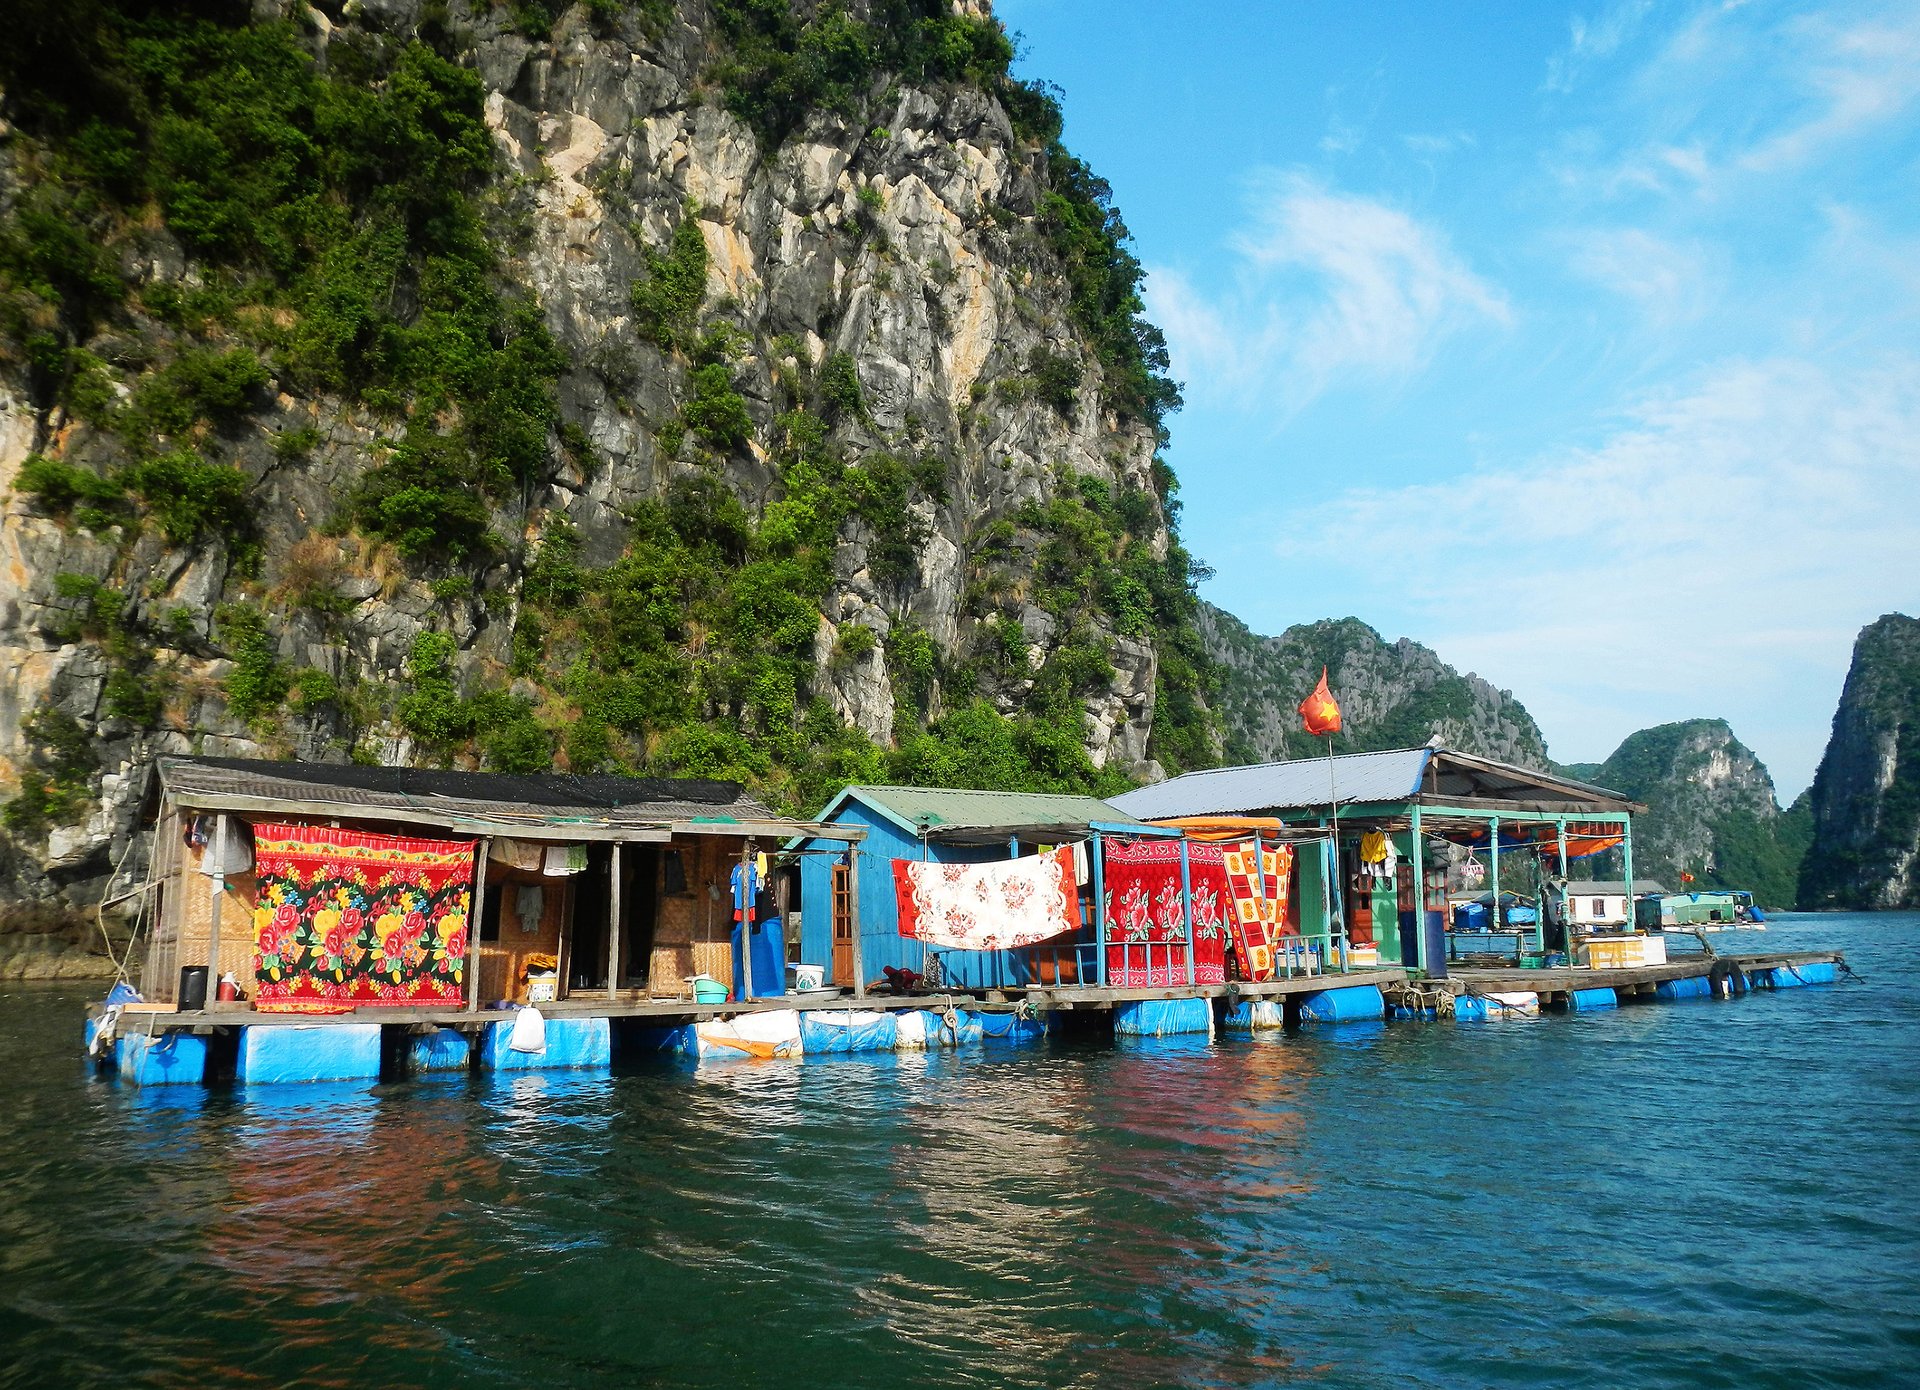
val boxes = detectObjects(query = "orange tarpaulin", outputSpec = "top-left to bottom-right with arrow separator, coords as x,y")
1147,816 -> 1288,843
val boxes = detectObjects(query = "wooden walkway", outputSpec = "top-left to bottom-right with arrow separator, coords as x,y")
1434,949 -> 1841,1001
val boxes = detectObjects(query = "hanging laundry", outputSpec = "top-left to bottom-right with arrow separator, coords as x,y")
1071,841 -> 1090,886
730,860 -> 786,1000
663,850 -> 689,895
543,844 -> 588,876
1360,831 -> 1389,865
490,838 -> 545,872
513,885 -> 545,933
195,819 -> 254,878
1102,839 -> 1228,987
892,846 -> 1083,951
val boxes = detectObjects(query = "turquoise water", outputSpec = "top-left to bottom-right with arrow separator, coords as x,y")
1,913 -> 1915,1388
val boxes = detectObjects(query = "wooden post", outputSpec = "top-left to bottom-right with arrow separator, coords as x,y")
1179,836 -> 1195,987
466,838 -> 491,1012
205,813 -> 228,1010
848,848 -> 866,999
1092,832 -> 1107,988
606,842 -> 622,1000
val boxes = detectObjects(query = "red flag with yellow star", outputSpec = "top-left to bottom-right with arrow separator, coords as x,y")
1299,667 -> 1342,737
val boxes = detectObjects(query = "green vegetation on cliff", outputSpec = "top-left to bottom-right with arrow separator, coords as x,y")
1798,614 -> 1920,909
0,0 -> 1211,837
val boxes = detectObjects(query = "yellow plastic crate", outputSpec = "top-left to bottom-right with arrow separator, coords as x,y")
1584,937 -> 1641,969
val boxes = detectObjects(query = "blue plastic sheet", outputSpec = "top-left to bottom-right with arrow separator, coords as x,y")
1114,997 -> 1213,1037
482,1016 -> 611,1071
114,1031 -> 208,1086
238,1023 -> 382,1084
798,1010 -> 898,1054
1299,985 -> 1386,1024
978,1011 -> 1046,1044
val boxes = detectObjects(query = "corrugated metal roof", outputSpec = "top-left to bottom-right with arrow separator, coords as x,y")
155,756 -> 797,836
1566,880 -> 1671,896
1109,749 -> 1431,820
834,785 -> 1147,840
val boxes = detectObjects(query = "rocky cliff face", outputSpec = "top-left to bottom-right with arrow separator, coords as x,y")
1199,606 -> 1549,767
0,0 -> 1210,908
1584,719 -> 1806,907
1798,614 -> 1920,909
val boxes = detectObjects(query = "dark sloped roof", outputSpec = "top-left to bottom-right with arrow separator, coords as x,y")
152,756 -> 804,839
175,756 -> 745,809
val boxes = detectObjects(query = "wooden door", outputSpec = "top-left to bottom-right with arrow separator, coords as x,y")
830,862 -> 854,983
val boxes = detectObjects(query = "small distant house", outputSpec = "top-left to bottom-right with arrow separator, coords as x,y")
1558,880 -> 1670,931
793,786 -> 1151,990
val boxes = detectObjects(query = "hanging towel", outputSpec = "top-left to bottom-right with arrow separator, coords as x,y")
1071,841 -> 1090,886
1360,830 -> 1389,865
543,844 -> 588,876
663,850 -> 688,895
508,1005 -> 547,1053
892,847 -> 1082,951
491,837 -> 545,872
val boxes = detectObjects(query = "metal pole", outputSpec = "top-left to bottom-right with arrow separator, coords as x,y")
205,813 -> 228,1010
606,842 -> 622,1001
466,837 -> 491,1012
849,849 -> 866,999
1490,815 -> 1504,963
1408,808 -> 1425,974
1553,818 -> 1567,957
1092,832 -> 1107,987
1621,816 -> 1636,936
1417,805 -> 1445,980
1179,837 -> 1195,987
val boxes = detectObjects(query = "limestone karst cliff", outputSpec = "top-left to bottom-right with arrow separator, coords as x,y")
1571,719 -> 1808,908
0,0 -> 1215,907
1798,614 -> 1920,910
1199,606 -> 1550,769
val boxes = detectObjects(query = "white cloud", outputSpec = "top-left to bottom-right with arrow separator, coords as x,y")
1271,356 -> 1920,792
1145,173 -> 1510,411
1566,226 -> 1712,324
1545,0 -> 1655,93
1561,4 -> 1920,198
1737,11 -> 1920,172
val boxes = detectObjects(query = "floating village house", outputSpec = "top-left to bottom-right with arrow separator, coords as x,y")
1557,879 -> 1670,931
792,785 -> 1155,992
119,757 -> 860,1079
1108,746 -> 1645,976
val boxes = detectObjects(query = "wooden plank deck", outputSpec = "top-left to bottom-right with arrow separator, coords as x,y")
1441,949 -> 1841,996
1014,968 -> 1409,1008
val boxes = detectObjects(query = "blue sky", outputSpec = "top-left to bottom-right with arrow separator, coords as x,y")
995,0 -> 1920,797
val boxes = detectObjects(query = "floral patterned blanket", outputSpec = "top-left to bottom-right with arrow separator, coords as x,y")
892,846 -> 1083,951
251,823 -> 476,1009
1102,838 -> 1228,987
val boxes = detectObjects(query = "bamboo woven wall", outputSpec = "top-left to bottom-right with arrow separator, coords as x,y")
172,834 -> 259,995
648,838 -> 735,997
479,873 -> 567,1005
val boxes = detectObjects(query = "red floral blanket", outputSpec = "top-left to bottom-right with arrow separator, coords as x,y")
251,823 -> 476,1008
1101,839 -> 1228,986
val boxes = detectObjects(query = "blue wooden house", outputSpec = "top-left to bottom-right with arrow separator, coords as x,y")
793,786 -> 1152,991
